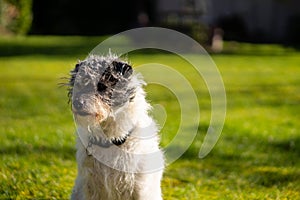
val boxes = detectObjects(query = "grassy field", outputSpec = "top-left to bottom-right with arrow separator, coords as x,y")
0,36 -> 299,199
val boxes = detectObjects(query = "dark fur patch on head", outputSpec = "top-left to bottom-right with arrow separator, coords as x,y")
67,56 -> 136,108
112,61 -> 133,78
97,61 -> 134,106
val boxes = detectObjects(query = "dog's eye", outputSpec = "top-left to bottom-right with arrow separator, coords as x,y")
97,82 -> 107,92
129,95 -> 135,102
108,75 -> 118,84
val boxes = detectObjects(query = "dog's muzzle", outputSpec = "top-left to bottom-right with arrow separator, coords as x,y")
72,96 -> 110,124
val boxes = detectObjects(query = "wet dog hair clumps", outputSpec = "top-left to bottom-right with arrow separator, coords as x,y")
68,55 -> 136,107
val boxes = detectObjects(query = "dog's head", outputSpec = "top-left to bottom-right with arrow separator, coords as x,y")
68,55 -> 136,124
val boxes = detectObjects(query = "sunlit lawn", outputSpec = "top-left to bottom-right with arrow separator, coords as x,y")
0,36 -> 299,199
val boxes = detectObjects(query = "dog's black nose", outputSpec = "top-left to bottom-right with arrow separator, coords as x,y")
73,99 -> 84,110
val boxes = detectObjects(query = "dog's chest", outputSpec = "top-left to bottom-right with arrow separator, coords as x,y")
83,155 -> 136,199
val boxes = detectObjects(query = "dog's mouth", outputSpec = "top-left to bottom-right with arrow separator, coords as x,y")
73,110 -> 91,116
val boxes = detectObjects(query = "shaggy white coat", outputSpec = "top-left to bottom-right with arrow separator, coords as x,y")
70,55 -> 164,200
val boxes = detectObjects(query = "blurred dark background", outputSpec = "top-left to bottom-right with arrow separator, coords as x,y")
31,0 -> 155,35
1,0 -> 300,44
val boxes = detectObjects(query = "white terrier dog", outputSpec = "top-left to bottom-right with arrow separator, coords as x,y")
67,54 -> 164,200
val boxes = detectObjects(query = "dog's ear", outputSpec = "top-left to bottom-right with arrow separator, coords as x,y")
70,63 -> 81,84
67,63 -> 81,101
73,63 -> 80,73
70,63 -> 80,78
112,61 -> 133,78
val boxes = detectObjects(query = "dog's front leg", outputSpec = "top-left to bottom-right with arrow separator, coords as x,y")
134,171 -> 163,200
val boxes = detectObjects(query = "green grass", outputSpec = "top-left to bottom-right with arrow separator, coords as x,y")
0,36 -> 299,199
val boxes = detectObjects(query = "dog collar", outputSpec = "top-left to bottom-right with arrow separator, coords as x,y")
111,134 -> 130,146
86,128 -> 134,156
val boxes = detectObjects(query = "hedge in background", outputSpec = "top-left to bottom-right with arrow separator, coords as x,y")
0,0 -> 32,35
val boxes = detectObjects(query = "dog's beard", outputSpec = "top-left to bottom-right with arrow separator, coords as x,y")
73,100 -> 135,142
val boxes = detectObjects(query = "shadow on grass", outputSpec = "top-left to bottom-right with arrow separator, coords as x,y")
174,124 -> 300,188
0,36 -> 106,57
0,143 -> 75,160
271,137 -> 300,156
1,36 -> 299,58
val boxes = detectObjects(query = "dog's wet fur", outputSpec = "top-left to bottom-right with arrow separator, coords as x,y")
68,54 -> 164,200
